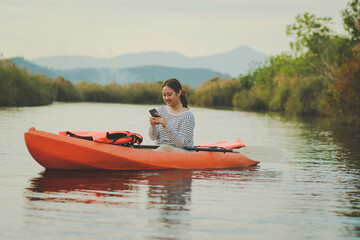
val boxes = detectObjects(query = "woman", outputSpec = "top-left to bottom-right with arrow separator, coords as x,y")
148,78 -> 195,152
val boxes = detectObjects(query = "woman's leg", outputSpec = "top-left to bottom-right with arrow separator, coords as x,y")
155,145 -> 186,152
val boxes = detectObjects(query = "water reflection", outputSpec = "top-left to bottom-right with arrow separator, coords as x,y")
293,115 -> 360,167
25,167 -> 258,238
26,168 -> 258,199
27,170 -> 147,204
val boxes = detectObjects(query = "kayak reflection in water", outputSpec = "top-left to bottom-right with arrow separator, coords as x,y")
148,78 -> 195,152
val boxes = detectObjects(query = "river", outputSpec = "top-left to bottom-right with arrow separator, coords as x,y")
0,102 -> 359,239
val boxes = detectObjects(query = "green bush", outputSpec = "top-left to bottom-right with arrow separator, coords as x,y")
54,76 -> 81,102
0,59 -> 54,106
194,78 -> 241,108
233,89 -> 267,111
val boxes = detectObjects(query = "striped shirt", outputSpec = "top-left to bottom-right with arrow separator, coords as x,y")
148,105 -> 195,148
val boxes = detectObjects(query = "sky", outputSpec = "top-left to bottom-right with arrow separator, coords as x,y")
0,0 -> 349,60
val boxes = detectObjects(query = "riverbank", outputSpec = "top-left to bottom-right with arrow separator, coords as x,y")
0,57 -> 359,126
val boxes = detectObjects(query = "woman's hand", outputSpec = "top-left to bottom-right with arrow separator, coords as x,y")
149,113 -> 168,128
149,116 -> 156,126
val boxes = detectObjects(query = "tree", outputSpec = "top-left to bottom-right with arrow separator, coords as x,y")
286,13 -> 340,83
342,0 -> 360,42
286,13 -> 333,53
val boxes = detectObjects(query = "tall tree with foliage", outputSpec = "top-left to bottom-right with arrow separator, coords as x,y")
342,0 -> 360,42
286,13 -> 344,83
328,0 -> 360,122
233,0 -> 360,123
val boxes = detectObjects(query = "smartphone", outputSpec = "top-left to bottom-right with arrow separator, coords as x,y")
149,109 -> 159,117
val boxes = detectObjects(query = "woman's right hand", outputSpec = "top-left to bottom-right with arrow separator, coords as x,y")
149,116 -> 157,126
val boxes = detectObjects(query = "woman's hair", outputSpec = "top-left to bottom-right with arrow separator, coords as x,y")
162,78 -> 189,108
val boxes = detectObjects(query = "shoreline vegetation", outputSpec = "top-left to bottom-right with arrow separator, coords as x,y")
1,0 -> 359,125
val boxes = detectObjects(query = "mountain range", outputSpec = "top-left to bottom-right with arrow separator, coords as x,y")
11,46 -> 267,88
32,46 -> 267,77
11,57 -> 233,88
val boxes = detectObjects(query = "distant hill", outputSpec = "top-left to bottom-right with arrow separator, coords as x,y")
10,57 -> 59,78
10,57 -> 232,88
32,46 -> 268,77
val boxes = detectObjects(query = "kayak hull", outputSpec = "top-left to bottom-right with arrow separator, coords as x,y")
24,128 -> 259,170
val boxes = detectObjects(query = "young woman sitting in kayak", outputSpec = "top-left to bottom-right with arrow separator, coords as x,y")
148,78 -> 195,152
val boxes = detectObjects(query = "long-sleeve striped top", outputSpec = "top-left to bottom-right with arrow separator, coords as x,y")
148,105 -> 195,148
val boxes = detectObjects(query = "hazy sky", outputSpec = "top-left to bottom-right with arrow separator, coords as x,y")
0,0 -> 348,60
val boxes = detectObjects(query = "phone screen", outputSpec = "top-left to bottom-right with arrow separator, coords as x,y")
149,109 -> 159,117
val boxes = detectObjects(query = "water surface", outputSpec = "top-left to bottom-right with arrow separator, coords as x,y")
0,103 -> 359,239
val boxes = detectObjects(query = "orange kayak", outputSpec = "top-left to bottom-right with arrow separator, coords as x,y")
24,127 -> 259,170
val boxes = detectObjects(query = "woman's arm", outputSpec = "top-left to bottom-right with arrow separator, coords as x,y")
148,125 -> 159,141
163,116 -> 195,148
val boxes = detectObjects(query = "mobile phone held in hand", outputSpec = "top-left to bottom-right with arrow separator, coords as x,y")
149,109 -> 159,117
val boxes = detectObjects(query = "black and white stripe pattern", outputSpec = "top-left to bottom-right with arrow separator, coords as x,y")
149,105 -> 195,148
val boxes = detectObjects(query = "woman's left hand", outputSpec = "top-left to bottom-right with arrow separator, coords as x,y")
150,113 -> 168,128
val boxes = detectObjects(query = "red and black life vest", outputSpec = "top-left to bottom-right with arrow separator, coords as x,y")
59,131 -> 143,146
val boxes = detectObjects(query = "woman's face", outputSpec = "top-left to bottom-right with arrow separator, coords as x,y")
162,86 -> 181,108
